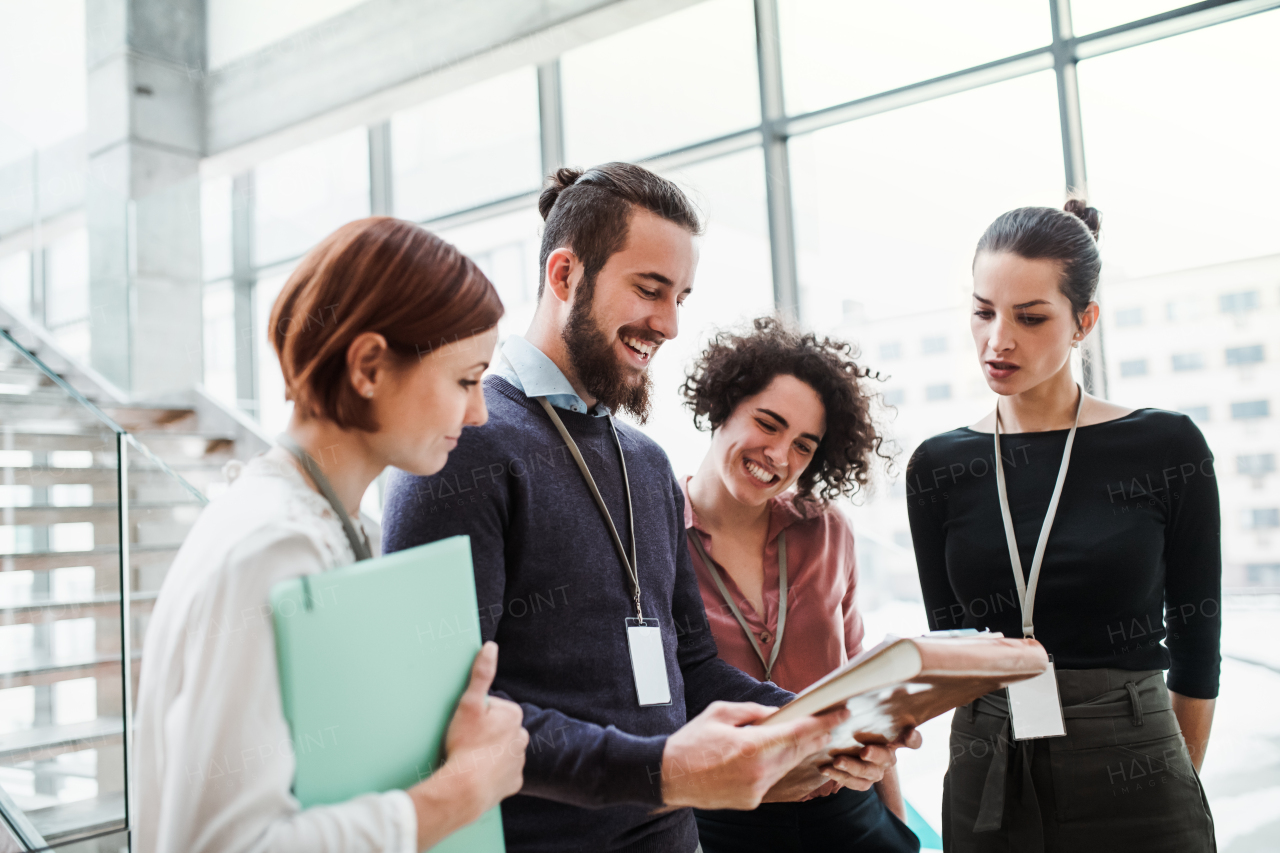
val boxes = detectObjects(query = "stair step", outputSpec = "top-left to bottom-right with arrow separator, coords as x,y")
0,717 -> 124,763
0,545 -> 180,573
28,791 -> 126,844
0,652 -> 140,690
1,503 -> 202,527
0,429 -> 237,459
0,593 -> 157,626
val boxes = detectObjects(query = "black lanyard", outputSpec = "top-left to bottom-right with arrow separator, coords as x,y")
534,398 -> 643,621
276,434 -> 372,562
688,528 -> 788,681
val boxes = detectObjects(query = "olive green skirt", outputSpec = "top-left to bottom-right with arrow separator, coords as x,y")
943,668 -> 1215,852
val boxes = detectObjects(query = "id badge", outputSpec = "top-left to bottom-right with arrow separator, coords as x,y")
625,618 -> 671,707
1007,655 -> 1066,740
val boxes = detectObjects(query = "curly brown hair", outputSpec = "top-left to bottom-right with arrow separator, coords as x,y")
680,317 -> 886,505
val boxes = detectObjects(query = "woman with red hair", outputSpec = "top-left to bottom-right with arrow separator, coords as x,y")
135,218 -> 527,853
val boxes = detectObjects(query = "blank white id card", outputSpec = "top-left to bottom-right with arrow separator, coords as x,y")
625,618 -> 671,707
1007,656 -> 1066,740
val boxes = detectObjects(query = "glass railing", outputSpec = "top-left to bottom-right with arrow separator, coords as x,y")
0,328 -> 206,850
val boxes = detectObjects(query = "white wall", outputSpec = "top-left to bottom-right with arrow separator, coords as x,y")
0,0 -> 85,166
206,0 -> 370,69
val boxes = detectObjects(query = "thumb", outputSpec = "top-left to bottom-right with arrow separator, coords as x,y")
461,641 -> 499,709
705,701 -> 779,727
762,712 -> 842,755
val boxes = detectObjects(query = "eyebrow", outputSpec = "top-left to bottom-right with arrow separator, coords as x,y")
757,408 -> 822,444
973,295 -> 1052,309
636,271 -> 693,296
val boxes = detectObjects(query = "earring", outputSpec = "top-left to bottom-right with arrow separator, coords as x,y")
364,388 -> 374,398
1071,340 -> 1080,348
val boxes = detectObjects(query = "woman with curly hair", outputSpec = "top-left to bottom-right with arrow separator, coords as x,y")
680,317 -> 920,852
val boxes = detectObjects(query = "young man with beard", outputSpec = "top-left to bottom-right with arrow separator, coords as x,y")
381,163 -> 906,853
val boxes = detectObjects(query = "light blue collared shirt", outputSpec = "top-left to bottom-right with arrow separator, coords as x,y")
493,335 -> 610,417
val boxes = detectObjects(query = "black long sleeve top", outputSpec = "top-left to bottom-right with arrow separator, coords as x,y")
906,408 -> 1222,700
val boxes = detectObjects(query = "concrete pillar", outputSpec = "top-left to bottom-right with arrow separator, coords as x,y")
85,0 -> 205,399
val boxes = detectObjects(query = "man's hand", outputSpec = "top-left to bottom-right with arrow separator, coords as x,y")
659,702 -> 850,811
819,727 -> 923,792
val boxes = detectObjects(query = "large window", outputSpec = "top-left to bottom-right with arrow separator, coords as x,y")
646,148 -> 776,478
560,0 -> 760,165
391,68 -> 542,222
778,0 -> 1049,114
253,128 -> 370,268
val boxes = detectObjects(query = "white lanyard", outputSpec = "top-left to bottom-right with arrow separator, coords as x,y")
993,386 -> 1082,639
688,529 -> 788,682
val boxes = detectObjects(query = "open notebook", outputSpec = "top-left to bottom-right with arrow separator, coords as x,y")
757,632 -> 1049,747
271,535 -> 504,853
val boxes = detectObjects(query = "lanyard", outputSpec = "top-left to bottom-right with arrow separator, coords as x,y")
993,385 -> 1082,639
688,527 -> 788,682
276,434 -> 373,562
534,398 -> 643,621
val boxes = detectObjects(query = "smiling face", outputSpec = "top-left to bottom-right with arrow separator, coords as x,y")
366,326 -> 498,476
560,209 -> 698,419
971,251 -> 1092,396
708,374 -> 826,508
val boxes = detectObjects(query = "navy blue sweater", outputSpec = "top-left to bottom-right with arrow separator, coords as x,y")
382,377 -> 791,853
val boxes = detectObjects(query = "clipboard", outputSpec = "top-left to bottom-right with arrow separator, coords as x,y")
271,535 -> 505,852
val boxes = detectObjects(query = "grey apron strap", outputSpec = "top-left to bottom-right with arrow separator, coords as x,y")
276,433 -> 372,562
532,396 -> 643,621
688,529 -> 787,682
969,669 -> 1179,840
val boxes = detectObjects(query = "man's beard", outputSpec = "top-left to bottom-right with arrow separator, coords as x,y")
562,276 -> 653,423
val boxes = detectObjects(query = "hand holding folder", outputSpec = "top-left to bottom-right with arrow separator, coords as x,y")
756,631 -> 1049,748
271,536 -> 524,852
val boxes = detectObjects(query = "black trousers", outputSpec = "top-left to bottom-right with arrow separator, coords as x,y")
695,786 -> 921,853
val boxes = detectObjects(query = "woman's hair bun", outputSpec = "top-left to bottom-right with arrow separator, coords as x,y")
538,167 -> 585,221
1064,197 -> 1102,240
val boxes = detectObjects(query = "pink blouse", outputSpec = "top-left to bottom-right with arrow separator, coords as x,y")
680,476 -> 865,695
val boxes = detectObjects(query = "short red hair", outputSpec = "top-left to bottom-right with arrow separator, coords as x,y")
269,217 -> 503,430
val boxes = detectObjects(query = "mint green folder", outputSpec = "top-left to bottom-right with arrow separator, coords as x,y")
270,535 -> 505,852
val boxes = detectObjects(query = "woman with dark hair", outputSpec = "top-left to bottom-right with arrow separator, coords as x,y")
680,317 -> 921,852
907,200 -> 1219,850
135,217 -> 528,853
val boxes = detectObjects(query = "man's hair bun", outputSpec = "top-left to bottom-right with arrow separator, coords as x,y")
538,168 -> 584,221
1063,198 -> 1102,240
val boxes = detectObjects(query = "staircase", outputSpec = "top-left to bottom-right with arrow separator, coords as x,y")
0,306 -> 269,849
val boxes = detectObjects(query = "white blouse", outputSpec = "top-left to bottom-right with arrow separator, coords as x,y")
134,454 -> 417,853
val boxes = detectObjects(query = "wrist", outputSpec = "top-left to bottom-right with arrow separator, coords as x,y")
409,768 -> 480,850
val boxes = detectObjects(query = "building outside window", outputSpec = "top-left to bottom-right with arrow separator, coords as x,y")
1115,306 -> 1143,326
1238,453 -> 1276,478
1225,344 -> 1265,366
1119,358 -> 1148,377
1220,290 -> 1259,314
1246,508 -> 1280,530
1232,400 -> 1271,420
1172,352 -> 1205,372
